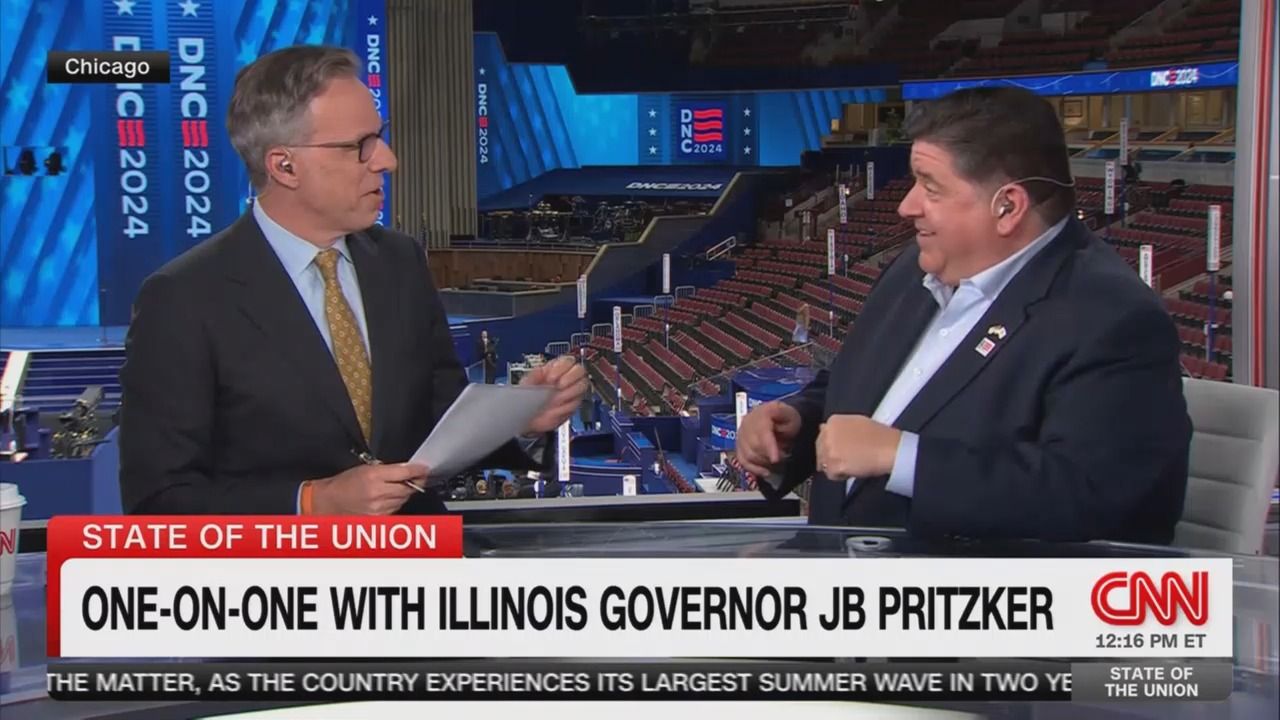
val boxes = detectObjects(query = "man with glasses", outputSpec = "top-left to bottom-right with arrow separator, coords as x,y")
737,87 -> 1191,543
119,46 -> 587,515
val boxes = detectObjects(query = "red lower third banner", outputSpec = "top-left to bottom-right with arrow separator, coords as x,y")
45,516 -> 462,656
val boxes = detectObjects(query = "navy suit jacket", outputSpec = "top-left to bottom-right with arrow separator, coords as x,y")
119,212 -> 539,514
761,219 -> 1192,544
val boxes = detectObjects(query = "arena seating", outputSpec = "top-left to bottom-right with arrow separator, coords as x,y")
1108,0 -> 1240,68
954,32 -> 1094,77
1105,179 -> 1236,379
569,172 -> 1238,416
863,0 -> 1023,79
948,0 -> 1161,77
748,301 -> 799,339
659,454 -> 695,493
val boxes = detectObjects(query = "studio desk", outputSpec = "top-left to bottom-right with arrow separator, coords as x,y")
2,501 -> 1277,720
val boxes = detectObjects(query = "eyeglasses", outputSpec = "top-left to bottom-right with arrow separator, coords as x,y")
288,121 -> 390,163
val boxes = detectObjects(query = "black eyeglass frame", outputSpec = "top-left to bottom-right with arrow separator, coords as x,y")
286,120 -> 390,163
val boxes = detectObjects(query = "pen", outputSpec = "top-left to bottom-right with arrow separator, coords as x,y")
352,449 -> 426,494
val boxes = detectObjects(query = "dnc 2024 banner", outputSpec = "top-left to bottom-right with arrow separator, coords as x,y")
1,0 -> 388,327
472,33 -> 886,200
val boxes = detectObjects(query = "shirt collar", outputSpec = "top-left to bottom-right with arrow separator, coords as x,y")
922,216 -> 1068,307
252,201 -> 351,281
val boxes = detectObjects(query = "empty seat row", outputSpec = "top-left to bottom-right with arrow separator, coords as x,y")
1166,297 -> 1230,326
830,274 -> 872,298
700,323 -> 752,360
674,332 -> 726,373
645,340 -> 696,381
1177,325 -> 1233,354
623,349 -> 666,396
1182,355 -> 1229,381
756,259 -> 823,279
718,279 -> 773,299
748,302 -> 797,337
696,288 -> 744,306
725,313 -> 784,351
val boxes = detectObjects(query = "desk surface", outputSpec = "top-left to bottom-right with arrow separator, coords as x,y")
2,522 -> 1277,719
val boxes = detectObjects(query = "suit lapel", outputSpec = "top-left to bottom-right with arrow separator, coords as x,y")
348,229 -> 400,457
892,220 -> 1084,433
832,275 -> 938,416
221,213 -> 367,450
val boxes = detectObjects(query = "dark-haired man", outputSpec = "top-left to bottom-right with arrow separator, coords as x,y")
119,46 -> 587,515
738,87 -> 1190,543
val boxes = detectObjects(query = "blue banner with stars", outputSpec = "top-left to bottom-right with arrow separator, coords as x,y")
1,0 -> 378,326
639,94 -> 759,165
472,33 -> 884,200
354,0 -> 390,229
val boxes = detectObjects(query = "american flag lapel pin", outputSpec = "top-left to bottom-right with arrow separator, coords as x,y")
975,337 -> 996,357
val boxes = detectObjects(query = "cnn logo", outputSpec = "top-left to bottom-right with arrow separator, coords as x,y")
1090,571 -> 1209,626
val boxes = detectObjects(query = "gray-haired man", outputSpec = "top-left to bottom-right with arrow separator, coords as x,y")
119,45 -> 587,515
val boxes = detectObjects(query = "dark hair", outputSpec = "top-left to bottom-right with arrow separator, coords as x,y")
903,86 -> 1074,223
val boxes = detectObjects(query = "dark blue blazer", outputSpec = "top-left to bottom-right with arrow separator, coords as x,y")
762,219 -> 1192,544
118,213 -> 538,514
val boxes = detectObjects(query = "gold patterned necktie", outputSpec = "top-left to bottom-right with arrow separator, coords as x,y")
314,248 -> 372,444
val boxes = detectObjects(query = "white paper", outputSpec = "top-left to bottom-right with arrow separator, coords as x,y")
409,384 -> 554,480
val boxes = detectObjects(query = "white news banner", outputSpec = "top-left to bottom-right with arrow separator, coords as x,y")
410,384 -> 554,481
57,557 -> 1233,659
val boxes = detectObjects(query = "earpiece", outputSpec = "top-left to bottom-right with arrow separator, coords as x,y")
991,176 -> 1073,219
279,159 -> 293,174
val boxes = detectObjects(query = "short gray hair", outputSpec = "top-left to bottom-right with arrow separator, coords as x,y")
227,45 -> 360,189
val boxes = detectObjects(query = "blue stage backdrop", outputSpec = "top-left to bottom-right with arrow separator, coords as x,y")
1,0 -> 384,328
474,33 -> 887,200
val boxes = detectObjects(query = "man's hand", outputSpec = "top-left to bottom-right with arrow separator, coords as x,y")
520,355 -> 589,434
735,401 -> 803,478
816,415 -> 902,481
311,463 -> 429,515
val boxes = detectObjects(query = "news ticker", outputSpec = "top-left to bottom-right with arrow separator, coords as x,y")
48,517 -> 1232,659
47,661 -> 1234,703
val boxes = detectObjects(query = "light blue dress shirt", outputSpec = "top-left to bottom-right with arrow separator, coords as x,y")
253,202 -> 371,358
253,202 -> 372,514
862,217 -> 1069,499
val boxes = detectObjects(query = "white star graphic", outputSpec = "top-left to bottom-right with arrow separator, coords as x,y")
648,109 -> 657,118
648,127 -> 656,136
114,0 -> 135,15
368,15 -> 378,26
744,146 -> 752,155
179,0 -> 199,17
479,67 -> 486,75
649,146 -> 657,156
743,108 -> 752,117
743,127 -> 751,136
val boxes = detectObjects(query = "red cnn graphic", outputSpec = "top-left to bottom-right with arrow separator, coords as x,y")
1091,571 -> 1209,626
181,120 -> 209,148
116,119 -> 146,147
368,74 -> 381,89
